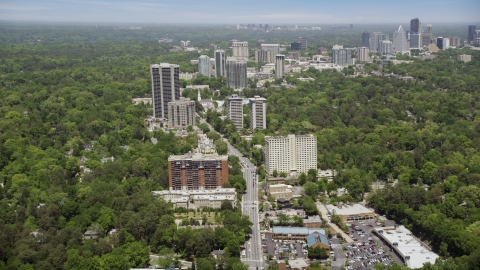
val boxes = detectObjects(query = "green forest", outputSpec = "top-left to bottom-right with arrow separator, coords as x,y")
1,22 -> 480,270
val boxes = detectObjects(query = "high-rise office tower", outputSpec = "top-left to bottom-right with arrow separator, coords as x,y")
227,94 -> 243,131
229,39 -> 238,47
370,32 -> 382,52
214,50 -> 225,77
198,55 -> 211,77
468,25 -> 477,43
394,25 -> 409,52
357,47 -> 369,62
168,97 -> 195,128
450,37 -> 461,47
299,37 -> 308,49
150,63 -> 180,119
168,152 -> 228,190
232,41 -> 249,58
332,47 -> 352,66
249,96 -> 267,132
255,44 -> 280,63
350,24 -> 353,29
442,38 -> 450,50
380,41 -> 393,54
437,37 -> 444,50
226,57 -> 247,89
410,18 -> 421,33
291,42 -> 301,50
377,34 -> 389,50
265,24 -> 269,30
275,54 -> 285,78
257,39 -> 266,48
259,24 -> 263,29
264,134 -> 317,176
410,33 -> 422,49
362,31 -> 370,48
422,24 -> 433,46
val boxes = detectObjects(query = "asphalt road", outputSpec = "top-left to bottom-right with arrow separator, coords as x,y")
226,140 -> 264,269
199,116 -> 264,269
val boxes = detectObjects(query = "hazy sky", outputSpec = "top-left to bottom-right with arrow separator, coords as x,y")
0,0 -> 478,24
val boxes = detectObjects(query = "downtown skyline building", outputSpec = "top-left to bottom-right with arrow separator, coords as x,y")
275,54 -> 285,78
393,25 -> 409,52
198,55 -> 211,77
232,41 -> 249,58
214,49 -> 226,77
150,63 -> 180,119
255,44 -> 280,63
332,46 -> 352,66
380,40 -> 393,54
357,47 -> 370,62
226,57 -> 247,89
362,31 -> 370,48
468,25 -> 477,43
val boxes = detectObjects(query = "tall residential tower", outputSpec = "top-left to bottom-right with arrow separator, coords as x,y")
150,63 -> 180,119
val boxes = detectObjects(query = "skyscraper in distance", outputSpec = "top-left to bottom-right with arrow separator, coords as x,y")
362,31 -> 370,48
150,63 -> 180,119
299,37 -> 307,49
275,54 -> 285,78
468,25 -> 477,43
198,55 -> 211,77
393,25 -> 409,52
410,18 -> 421,33
422,24 -> 433,46
214,50 -> 225,77
370,32 -> 382,52
226,57 -> 247,89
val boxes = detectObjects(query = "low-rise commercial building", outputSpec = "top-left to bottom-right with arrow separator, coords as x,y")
373,225 -> 439,268
268,184 -> 294,200
325,203 -> 375,223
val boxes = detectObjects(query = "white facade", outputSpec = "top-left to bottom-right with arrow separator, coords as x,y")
275,54 -> 285,78
227,94 -> 244,131
198,55 -> 211,77
168,97 -> 195,128
249,95 -> 267,132
380,41 -> 393,54
332,47 -> 352,66
232,41 -> 249,58
393,25 -> 409,52
442,38 -> 450,50
264,134 -> 317,175
268,184 -> 294,200
255,44 -> 280,63
153,188 -> 236,209
356,47 -> 369,62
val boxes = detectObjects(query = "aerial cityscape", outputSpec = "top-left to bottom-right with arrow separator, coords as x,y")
0,1 -> 480,270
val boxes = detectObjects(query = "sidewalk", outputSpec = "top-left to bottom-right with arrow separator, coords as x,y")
316,202 -> 354,243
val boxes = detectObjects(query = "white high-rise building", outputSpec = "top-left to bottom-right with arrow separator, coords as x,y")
275,54 -> 285,78
249,96 -> 267,132
442,38 -> 450,50
332,47 -> 352,66
370,32 -> 382,52
227,94 -> 244,131
264,134 -> 317,176
198,55 -> 211,77
215,50 -> 225,77
255,44 -> 280,63
380,41 -> 393,54
226,57 -> 247,89
393,25 -> 409,53
357,47 -> 369,62
168,97 -> 195,128
150,63 -> 180,119
232,41 -> 249,58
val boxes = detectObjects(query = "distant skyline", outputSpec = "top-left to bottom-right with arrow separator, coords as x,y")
0,0 -> 479,24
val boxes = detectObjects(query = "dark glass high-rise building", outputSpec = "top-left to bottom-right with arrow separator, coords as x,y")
214,50 -> 225,77
437,37 -> 444,50
362,31 -> 370,48
468,25 -> 477,43
150,63 -> 180,119
410,18 -> 421,33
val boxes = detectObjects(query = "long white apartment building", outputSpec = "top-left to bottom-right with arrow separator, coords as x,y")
153,188 -> 236,209
249,95 -> 267,132
264,134 -> 317,176
356,47 -> 369,62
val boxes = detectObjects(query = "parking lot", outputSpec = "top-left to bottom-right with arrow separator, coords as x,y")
341,219 -> 404,269
261,233 -> 306,260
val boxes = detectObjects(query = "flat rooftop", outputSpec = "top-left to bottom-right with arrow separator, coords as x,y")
168,152 -> 228,161
375,225 -> 439,269
325,204 -> 374,216
272,226 -> 325,236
